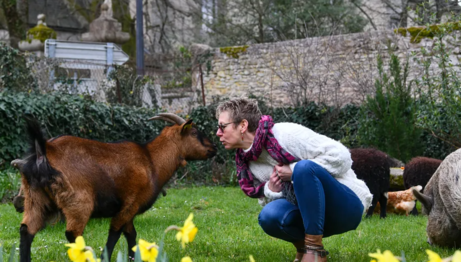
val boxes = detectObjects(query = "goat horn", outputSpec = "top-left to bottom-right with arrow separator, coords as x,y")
412,188 -> 433,212
148,113 -> 186,125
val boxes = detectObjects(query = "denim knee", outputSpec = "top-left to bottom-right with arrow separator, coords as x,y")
258,205 -> 279,232
292,160 -> 319,181
258,200 -> 304,242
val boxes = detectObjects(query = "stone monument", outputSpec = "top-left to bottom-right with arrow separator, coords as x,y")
81,3 -> 130,44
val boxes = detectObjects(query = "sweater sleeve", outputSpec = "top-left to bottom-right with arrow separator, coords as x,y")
264,182 -> 284,199
273,123 -> 352,178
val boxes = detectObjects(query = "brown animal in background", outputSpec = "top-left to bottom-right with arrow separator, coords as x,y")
350,148 -> 390,218
14,114 -> 217,262
403,157 -> 442,215
375,185 -> 422,216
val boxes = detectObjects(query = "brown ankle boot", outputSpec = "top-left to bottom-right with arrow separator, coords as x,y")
292,240 -> 304,262
300,234 -> 329,262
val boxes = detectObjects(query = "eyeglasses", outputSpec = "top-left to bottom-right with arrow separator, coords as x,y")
217,122 -> 235,132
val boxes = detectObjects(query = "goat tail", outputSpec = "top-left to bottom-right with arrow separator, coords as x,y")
21,115 -> 59,187
24,115 -> 47,159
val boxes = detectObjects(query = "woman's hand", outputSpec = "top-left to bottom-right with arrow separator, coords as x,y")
268,168 -> 283,192
275,164 -> 293,181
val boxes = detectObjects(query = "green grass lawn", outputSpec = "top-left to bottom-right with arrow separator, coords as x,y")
0,186 -> 457,262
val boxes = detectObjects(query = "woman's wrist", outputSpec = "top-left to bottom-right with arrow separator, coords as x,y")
264,182 -> 283,199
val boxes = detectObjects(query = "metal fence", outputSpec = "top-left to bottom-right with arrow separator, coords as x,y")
24,45 -> 194,110
28,56 -> 109,99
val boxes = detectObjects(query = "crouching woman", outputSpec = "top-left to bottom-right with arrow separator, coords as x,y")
215,98 -> 372,262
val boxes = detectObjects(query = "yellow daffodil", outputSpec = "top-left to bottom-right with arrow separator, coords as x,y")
175,213 -> 198,248
181,256 -> 193,262
426,250 -> 442,262
452,251 -> 461,262
249,255 -> 256,262
132,239 -> 158,262
368,249 -> 399,262
65,236 -> 88,262
83,250 -> 98,262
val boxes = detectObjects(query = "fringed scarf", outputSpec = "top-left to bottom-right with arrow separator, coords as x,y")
236,115 -> 300,204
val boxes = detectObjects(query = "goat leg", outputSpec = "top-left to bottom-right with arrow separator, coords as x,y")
410,201 -> 419,216
20,183 -> 46,262
122,220 -> 137,260
379,193 -> 388,219
366,194 -> 379,218
19,224 -> 35,262
103,228 -> 123,261
105,201 -> 140,261
62,202 -> 92,242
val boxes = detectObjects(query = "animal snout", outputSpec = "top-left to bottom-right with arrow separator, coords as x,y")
208,144 -> 218,157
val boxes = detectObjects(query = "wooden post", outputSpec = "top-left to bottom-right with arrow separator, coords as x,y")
136,0 -> 144,76
199,64 -> 206,106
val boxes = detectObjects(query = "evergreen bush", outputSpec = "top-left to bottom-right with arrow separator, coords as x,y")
358,53 -> 423,163
413,21 -> 461,150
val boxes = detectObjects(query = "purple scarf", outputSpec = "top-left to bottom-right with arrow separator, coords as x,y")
236,115 -> 300,200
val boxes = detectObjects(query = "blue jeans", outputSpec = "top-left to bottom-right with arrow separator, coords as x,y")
258,160 -> 364,242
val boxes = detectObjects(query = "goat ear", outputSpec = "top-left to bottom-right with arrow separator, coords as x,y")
181,119 -> 194,135
413,188 -> 433,213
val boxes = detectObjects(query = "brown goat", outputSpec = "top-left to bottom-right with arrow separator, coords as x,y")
15,113 -> 217,262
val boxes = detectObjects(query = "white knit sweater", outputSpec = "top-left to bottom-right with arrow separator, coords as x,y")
245,122 -> 373,213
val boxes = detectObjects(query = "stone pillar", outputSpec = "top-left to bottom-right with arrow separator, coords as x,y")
18,14 -> 57,56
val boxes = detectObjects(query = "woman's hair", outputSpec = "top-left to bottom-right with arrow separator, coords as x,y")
216,98 -> 262,132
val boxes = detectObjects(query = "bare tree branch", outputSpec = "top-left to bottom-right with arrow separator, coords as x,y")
351,0 -> 378,30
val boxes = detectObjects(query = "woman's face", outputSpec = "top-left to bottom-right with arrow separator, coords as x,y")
216,111 -> 242,150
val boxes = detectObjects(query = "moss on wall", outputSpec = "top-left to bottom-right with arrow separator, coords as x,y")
219,45 -> 249,59
26,24 -> 57,43
112,0 -> 135,59
395,22 -> 461,43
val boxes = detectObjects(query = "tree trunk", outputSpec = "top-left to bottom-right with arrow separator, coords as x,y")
1,0 -> 28,48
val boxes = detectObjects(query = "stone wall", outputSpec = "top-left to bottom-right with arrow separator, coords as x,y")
361,0 -> 401,30
186,29 -> 459,109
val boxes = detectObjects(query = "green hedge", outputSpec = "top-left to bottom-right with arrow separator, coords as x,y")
0,44 -> 36,92
0,91 -> 454,183
0,91 -> 164,167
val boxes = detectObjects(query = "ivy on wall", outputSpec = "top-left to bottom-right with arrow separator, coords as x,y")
0,91 -> 164,168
